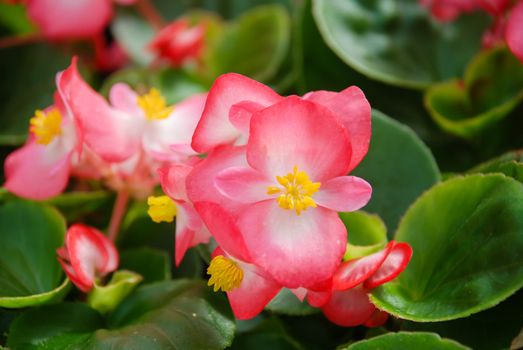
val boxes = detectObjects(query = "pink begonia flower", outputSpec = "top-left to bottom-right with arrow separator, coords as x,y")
156,163 -> 211,266
149,18 -> 205,67
57,224 -> 119,292
321,241 -> 412,327
192,73 -> 371,173
61,58 -> 206,164
214,96 -> 372,289
26,0 -> 135,41
4,71 -> 81,200
420,0 -> 477,21
506,0 -> 523,62
195,201 -> 282,320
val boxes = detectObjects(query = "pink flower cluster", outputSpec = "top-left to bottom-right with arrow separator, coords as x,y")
421,0 -> 523,62
4,59 -> 412,326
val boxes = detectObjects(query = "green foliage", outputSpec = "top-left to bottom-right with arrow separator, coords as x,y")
371,174 -> 523,321
0,200 -> 69,308
266,289 -> 318,316
120,247 -> 171,284
87,270 -> 143,314
339,211 -> 388,260
342,332 -> 470,350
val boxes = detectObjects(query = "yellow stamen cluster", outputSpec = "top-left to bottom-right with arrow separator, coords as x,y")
147,196 -> 177,223
267,166 -> 321,215
207,255 -> 244,292
29,108 -> 62,145
137,88 -> 173,120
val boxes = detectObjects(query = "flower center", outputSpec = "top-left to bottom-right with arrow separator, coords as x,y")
29,108 -> 62,145
147,195 -> 177,223
207,255 -> 243,292
267,166 -> 321,215
137,88 -> 173,120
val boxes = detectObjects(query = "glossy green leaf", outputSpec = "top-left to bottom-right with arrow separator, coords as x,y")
352,110 -> 440,234
0,44 -> 71,145
0,200 -> 69,308
266,288 -> 318,316
120,247 -> 171,284
206,5 -> 290,82
44,191 -> 113,223
343,332 -> 470,350
340,211 -> 388,260
402,289 -> 523,350
426,47 -> 523,139
87,270 -> 143,314
8,280 -> 235,349
231,317 -> 303,350
312,0 -> 489,89
371,174 -> 523,321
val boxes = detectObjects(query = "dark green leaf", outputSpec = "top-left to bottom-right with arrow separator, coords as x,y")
266,288 -> 318,316
44,191 -> 113,223
342,332 -> 470,350
120,247 -> 171,284
371,174 -> 523,321
231,317 -> 303,350
0,200 -> 69,308
352,110 -> 440,234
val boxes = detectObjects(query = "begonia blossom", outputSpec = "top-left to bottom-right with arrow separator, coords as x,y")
57,224 -> 119,292
214,96 -> 372,288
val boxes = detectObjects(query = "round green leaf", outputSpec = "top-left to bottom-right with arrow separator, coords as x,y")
425,47 -> 523,139
339,211 -> 388,260
312,0 -> 489,89
352,110 -> 440,234
205,5 -> 290,83
343,332 -> 470,350
371,174 -> 523,321
470,151 -> 523,184
0,200 -> 69,308
8,280 -> 235,349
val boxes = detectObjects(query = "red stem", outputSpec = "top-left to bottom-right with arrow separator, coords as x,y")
135,0 -> 166,30
108,189 -> 130,242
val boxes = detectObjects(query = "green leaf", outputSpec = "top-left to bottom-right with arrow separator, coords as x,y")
44,191 -> 113,223
469,151 -> 523,184
265,288 -> 318,316
425,46 -> 523,139
352,110 -> 440,234
8,280 -> 235,349
0,44 -> 72,145
342,332 -> 470,350
231,317 -> 303,350
312,0 -> 489,89
120,247 -> 171,284
0,200 -> 69,308
402,289 -> 523,350
371,174 -> 523,321
339,211 -> 388,260
87,270 -> 143,314
0,4 -> 35,34
206,5 -> 290,83
111,10 -> 155,66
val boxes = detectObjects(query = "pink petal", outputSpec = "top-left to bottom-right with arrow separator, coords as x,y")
27,0 -> 113,41
229,100 -> 265,135
247,96 -> 351,181
143,93 -> 206,161
159,163 -> 193,202
364,309 -> 389,328
59,59 -> 143,162
303,86 -> 371,172
215,166 -> 272,203
4,140 -> 72,200
237,200 -> 347,288
315,176 -> 372,212
420,0 -> 477,21
174,203 -> 208,266
321,286 -> 376,327
333,241 -> 394,291
65,224 -> 118,291
192,73 -> 282,153
364,242 -> 413,289
109,83 -> 141,115
57,257 -> 91,292
193,201 -> 252,263
506,0 -> 523,63
306,289 -> 332,307
186,145 -> 250,216
227,259 -> 282,320
476,0 -> 510,15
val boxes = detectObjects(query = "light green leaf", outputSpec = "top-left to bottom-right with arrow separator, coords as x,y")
371,174 -> 523,321
342,332 -> 470,350
340,211 -> 388,260
87,270 -> 143,314
111,10 -> 155,66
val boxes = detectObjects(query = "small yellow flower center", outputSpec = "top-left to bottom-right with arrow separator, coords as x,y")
29,108 -> 62,145
136,88 -> 173,120
207,255 -> 244,292
267,166 -> 321,215
147,195 -> 177,223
